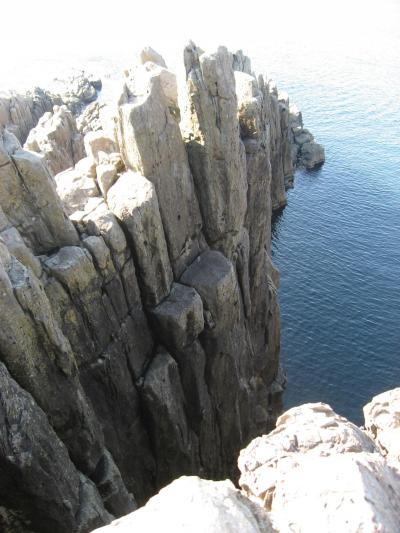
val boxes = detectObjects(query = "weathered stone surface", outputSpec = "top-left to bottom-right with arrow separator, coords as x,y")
184,43 -> 248,256
96,162 -> 118,197
235,70 -> 273,391
239,403 -> 379,515
0,43 -> 326,531
239,401 -> 400,533
0,74 -> 101,145
233,49 -> 252,74
77,101 -> 107,135
93,476 -> 273,533
0,253 -> 104,474
51,72 -> 98,114
117,60 -> 204,277
0,361 -> 110,533
141,351 -> 199,486
299,140 -> 325,168
364,388 -> 400,472
181,250 -> 254,476
271,452 -> 400,533
150,282 -> 204,351
85,130 -> 117,163
0,226 -> 42,277
0,88 -> 53,143
0,129 -> 79,253
24,105 -> 84,175
108,171 -> 173,307
55,160 -> 100,216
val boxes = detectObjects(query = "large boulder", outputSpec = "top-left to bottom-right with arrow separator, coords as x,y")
239,402 -> 400,533
92,476 -> 273,533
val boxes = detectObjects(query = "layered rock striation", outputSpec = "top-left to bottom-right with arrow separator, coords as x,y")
0,44 -> 323,532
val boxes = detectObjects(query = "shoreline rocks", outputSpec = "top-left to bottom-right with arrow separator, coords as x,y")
96,390 -> 400,533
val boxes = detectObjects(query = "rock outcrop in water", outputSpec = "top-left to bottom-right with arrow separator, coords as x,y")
0,44 -> 324,532
96,390 -> 400,533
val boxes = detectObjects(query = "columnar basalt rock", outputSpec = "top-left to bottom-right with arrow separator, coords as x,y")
184,44 -> 248,257
0,43 -> 324,532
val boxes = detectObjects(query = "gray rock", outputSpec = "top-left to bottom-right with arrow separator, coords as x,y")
0,129 -> 79,253
141,351 -> 199,486
55,160 -> 101,216
117,61 -> 204,277
138,46 -> 167,68
299,140 -> 325,168
107,171 -> 173,307
184,43 -> 248,256
150,282 -> 204,351
181,250 -> 254,476
364,388 -> 400,472
85,130 -> 117,163
0,361 -> 102,533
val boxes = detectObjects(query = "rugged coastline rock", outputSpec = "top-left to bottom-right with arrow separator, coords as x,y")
0,72 -> 101,144
0,44 -> 325,532
289,103 -> 325,169
24,105 -> 85,175
97,391 -> 400,533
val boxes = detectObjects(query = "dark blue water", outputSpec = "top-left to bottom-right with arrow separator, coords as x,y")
267,41 -> 400,424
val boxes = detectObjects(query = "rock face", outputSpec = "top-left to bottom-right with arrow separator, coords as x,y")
0,44 -> 324,532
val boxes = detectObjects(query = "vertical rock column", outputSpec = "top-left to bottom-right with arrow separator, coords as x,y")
183,44 -> 248,258
234,63 -> 283,430
116,60 -> 205,278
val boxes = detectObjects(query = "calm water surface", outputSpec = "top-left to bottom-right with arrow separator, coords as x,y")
265,45 -> 400,424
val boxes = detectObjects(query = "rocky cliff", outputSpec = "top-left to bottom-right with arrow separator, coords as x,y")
0,44 -> 323,533
94,388 -> 400,533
